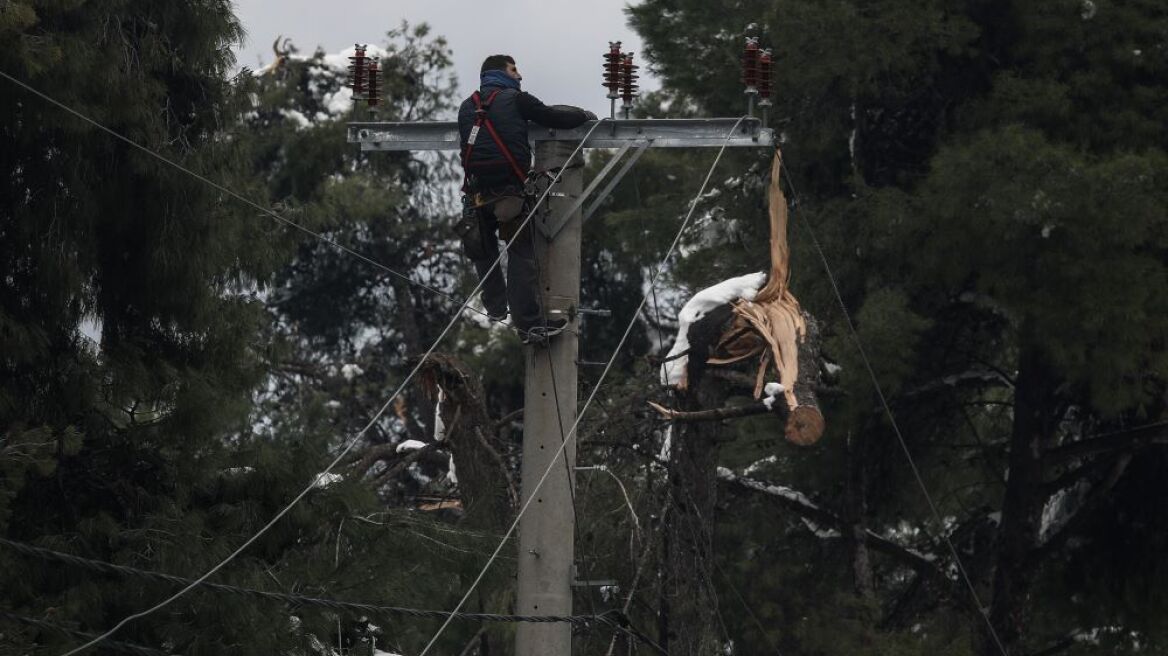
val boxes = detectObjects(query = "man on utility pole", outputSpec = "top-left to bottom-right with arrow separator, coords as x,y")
456,54 -> 596,343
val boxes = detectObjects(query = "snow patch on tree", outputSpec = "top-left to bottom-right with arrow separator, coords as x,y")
660,272 -> 767,385
279,108 -> 312,130
659,425 -> 673,461
762,381 -> 784,410
433,387 -> 446,441
445,453 -> 458,485
396,439 -> 427,453
313,472 -> 343,489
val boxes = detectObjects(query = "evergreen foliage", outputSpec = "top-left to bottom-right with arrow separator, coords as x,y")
619,0 -> 1168,654
0,6 -> 493,655
3,1 -> 1166,655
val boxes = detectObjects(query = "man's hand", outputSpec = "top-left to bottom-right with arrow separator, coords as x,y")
584,111 -> 598,121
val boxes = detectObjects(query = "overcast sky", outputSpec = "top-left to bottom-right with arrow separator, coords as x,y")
230,0 -> 659,116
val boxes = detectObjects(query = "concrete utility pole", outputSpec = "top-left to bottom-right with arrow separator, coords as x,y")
348,117 -> 772,656
516,139 -> 582,656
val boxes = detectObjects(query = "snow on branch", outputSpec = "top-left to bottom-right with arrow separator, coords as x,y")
716,467 -> 951,581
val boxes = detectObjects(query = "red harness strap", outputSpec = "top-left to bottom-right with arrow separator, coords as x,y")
462,90 -> 528,188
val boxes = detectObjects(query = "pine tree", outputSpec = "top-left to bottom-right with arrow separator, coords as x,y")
617,0 -> 1168,654
0,6 -> 487,655
0,0 -> 299,652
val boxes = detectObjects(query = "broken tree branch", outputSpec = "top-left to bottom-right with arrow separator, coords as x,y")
716,468 -> 949,580
1043,421 -> 1168,464
493,407 -> 524,432
647,400 -> 781,423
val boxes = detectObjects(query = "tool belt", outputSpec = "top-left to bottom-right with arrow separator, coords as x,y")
457,186 -> 531,259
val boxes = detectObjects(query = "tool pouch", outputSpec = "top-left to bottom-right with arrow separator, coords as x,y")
494,195 -> 524,242
457,197 -> 487,260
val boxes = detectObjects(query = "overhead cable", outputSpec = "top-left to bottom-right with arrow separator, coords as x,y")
0,537 -> 618,629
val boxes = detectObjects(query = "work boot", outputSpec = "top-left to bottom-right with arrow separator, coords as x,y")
520,318 -> 568,345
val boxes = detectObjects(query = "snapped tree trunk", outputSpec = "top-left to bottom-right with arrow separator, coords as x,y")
664,379 -> 726,656
419,354 -> 517,532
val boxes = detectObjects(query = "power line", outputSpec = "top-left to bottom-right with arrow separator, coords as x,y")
46,109 -> 609,655
783,168 -> 1011,656
0,69 -> 503,327
0,537 -> 615,629
416,116 -> 747,656
0,536 -> 668,655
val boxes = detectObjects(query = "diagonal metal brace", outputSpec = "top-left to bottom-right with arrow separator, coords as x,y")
582,139 -> 651,223
537,141 -> 633,239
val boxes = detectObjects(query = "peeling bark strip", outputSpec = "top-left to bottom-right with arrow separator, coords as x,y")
663,150 -> 825,445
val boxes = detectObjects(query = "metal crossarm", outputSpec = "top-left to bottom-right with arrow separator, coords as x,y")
347,117 -> 774,151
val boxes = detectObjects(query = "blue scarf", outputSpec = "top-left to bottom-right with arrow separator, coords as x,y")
480,70 -> 521,91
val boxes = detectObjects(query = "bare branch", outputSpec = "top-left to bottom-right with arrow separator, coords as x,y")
1044,421 -> 1168,464
716,469 -> 949,580
349,443 -> 398,476
367,443 -> 445,490
493,408 -> 524,432
473,426 -> 518,508
903,369 -> 1012,398
1025,632 -> 1083,656
1042,455 -> 1119,495
647,400 -> 782,423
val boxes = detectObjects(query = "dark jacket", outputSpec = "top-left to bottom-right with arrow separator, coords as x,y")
458,85 -> 591,190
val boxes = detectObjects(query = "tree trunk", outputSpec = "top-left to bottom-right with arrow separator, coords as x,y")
980,348 -> 1055,656
846,431 -> 876,601
419,354 -> 516,532
390,276 -> 432,442
664,380 -> 725,656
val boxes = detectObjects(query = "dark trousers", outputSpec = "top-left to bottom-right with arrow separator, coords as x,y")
463,203 -> 542,331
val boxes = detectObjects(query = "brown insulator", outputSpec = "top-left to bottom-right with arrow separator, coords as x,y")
620,52 -> 639,107
742,36 -> 760,93
348,44 -> 368,96
366,58 -> 381,107
603,41 -> 622,99
758,48 -> 773,105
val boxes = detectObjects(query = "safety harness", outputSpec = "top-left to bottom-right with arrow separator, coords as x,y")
461,89 -> 528,193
